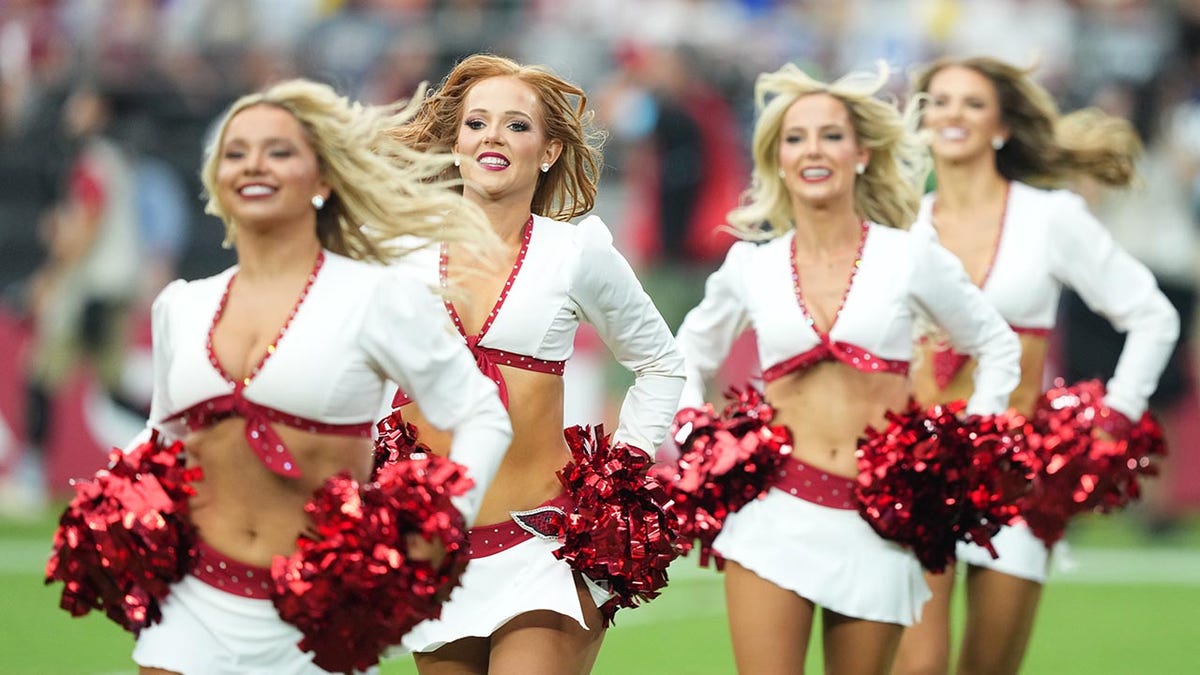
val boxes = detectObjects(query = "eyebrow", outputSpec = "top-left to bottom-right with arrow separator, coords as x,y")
466,108 -> 534,119
222,136 -> 298,146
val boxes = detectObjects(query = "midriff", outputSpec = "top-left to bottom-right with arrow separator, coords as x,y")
185,417 -> 374,568
764,359 -> 909,478
404,365 -> 569,527
912,332 -> 1049,416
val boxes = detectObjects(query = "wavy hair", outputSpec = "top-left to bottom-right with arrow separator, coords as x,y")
910,56 -> 1141,188
201,78 -> 496,262
728,61 -> 929,240
393,53 -> 604,221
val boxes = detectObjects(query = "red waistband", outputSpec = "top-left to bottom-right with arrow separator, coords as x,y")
191,542 -> 274,599
466,493 -> 573,559
770,456 -> 857,510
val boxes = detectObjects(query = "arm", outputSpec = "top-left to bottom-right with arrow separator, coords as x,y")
359,269 -> 512,526
572,216 -> 686,451
908,229 -> 1021,415
673,241 -> 754,410
1048,191 -> 1181,420
123,279 -> 187,452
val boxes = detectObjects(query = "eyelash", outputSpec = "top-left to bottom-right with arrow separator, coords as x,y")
464,119 -> 531,132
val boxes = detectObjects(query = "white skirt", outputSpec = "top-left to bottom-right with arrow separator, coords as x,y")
133,575 -> 375,675
712,487 -> 931,626
399,534 -> 611,654
956,521 -> 1052,583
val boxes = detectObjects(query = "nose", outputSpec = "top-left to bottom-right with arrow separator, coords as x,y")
243,148 -> 266,173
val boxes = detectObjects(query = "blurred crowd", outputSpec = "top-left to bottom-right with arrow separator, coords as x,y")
1,0 -> 1199,525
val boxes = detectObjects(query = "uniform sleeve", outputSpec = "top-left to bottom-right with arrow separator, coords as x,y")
571,216 -> 685,452
673,241 -> 754,410
1047,191 -> 1180,419
907,229 -> 1021,415
123,279 -> 188,452
359,268 -> 512,526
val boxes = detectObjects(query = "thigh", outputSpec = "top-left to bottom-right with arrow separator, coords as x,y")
957,566 -> 1043,675
891,567 -> 955,675
822,608 -> 904,675
724,560 -> 815,675
413,638 -> 490,675
487,574 -> 606,675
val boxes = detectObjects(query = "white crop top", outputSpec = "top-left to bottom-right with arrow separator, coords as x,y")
676,222 -> 1021,416
142,250 -> 512,525
913,182 -> 1180,419
392,214 -> 685,452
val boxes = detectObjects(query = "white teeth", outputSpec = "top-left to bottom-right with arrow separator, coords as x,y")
940,127 -> 968,141
801,168 -> 831,179
478,157 -> 508,167
239,185 -> 275,196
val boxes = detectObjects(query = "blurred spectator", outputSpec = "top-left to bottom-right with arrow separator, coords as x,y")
1,82 -> 143,515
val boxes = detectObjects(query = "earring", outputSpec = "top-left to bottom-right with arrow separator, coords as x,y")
453,155 -> 461,167
540,162 -> 550,173
778,168 -> 786,178
311,195 -> 326,210
991,136 -> 1006,150
855,162 -> 866,175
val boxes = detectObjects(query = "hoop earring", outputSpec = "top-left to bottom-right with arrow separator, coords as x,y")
311,195 -> 326,210
540,162 -> 550,173
991,136 -> 1006,150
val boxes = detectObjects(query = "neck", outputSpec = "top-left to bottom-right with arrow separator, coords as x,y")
933,157 -> 1008,213
470,192 -> 535,245
791,199 -> 861,255
233,224 -> 323,281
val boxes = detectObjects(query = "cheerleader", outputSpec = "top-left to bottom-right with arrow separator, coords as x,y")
892,56 -> 1180,675
49,79 -> 514,675
388,54 -> 685,674
673,62 -> 1021,675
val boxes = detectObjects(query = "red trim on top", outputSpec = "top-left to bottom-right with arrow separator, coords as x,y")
932,181 -> 1011,291
764,223 -> 908,381
436,216 -> 565,408
180,251 -> 335,479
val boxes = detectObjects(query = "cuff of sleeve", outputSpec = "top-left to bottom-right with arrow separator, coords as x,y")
1101,384 -> 1146,423
965,393 -> 1008,418
1096,403 -> 1135,437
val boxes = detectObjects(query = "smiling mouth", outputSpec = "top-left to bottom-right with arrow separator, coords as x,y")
238,185 -> 277,197
478,155 -> 510,169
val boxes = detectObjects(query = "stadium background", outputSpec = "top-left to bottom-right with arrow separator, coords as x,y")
1,1 -> 1198,673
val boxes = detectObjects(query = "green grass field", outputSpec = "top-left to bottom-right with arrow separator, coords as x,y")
5,511 -> 1198,674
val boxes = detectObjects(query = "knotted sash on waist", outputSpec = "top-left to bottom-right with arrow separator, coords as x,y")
167,384 -> 371,479
762,339 -> 909,383
930,325 -> 1051,389
392,339 -> 565,409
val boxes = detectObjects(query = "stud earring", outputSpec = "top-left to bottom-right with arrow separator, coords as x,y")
453,155 -> 461,167
778,168 -> 786,178
855,162 -> 866,175
311,195 -> 326,210
991,136 -> 1006,150
540,162 -> 550,173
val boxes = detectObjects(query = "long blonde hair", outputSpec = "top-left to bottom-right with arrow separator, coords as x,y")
394,53 -> 604,221
910,56 -> 1141,188
201,78 -> 496,262
728,61 -> 929,240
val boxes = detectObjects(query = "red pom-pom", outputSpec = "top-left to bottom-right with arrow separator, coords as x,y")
45,433 -> 200,634
1016,379 -> 1166,546
373,409 -> 433,477
655,387 -> 793,569
855,402 -> 1035,573
271,454 -> 473,673
555,425 -> 681,625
